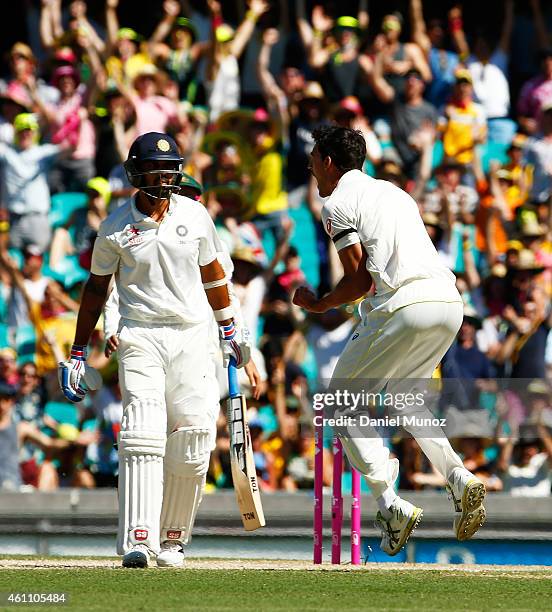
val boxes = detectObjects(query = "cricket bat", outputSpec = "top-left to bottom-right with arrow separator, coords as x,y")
227,359 -> 266,531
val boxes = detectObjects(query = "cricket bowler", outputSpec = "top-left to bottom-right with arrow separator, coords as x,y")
293,125 -> 486,556
59,132 -> 251,568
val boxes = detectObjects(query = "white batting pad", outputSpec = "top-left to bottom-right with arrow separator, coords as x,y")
160,426 -> 211,545
116,398 -> 166,556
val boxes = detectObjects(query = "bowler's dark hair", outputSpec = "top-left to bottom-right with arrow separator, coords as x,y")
312,125 -> 366,172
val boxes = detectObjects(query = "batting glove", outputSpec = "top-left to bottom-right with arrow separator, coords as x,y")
58,344 -> 103,403
219,321 -> 251,368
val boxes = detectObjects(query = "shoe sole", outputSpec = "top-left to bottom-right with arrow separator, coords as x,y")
455,479 -> 486,542
387,507 -> 424,557
122,552 -> 148,569
157,558 -> 184,568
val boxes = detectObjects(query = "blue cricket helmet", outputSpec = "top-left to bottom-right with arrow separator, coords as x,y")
124,132 -> 184,199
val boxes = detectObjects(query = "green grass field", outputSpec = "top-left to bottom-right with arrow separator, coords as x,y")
0,560 -> 551,611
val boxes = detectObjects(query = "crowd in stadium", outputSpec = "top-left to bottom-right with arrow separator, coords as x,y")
0,0 -> 551,498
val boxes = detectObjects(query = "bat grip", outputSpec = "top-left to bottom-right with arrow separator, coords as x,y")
228,357 -> 239,398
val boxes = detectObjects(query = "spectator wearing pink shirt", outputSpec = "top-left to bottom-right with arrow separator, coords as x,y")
518,49 -> 552,135
30,66 -> 96,192
117,65 -> 178,137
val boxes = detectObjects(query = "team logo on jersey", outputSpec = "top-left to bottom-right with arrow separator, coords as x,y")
326,218 -> 332,235
176,225 -> 188,237
156,138 -> 170,152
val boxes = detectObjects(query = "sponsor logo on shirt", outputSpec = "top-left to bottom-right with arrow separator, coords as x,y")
176,225 -> 188,237
326,218 -> 332,235
127,225 -> 145,246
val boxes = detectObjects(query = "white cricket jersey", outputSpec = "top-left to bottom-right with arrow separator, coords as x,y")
91,194 -> 221,325
321,170 -> 461,313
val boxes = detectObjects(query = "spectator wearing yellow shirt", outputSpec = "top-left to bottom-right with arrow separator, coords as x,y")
105,0 -> 152,86
247,109 -> 291,263
441,69 -> 487,187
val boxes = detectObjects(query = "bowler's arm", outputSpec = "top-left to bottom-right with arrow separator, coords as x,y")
292,244 -> 372,313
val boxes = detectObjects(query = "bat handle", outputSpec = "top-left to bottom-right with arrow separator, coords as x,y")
228,357 -> 239,399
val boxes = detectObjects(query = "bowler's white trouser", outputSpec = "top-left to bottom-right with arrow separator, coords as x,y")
116,320 -> 218,555
331,301 -> 465,498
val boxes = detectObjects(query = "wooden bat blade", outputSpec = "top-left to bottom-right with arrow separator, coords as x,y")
227,394 -> 266,531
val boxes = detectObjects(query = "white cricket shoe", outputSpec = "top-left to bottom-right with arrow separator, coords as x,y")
156,541 -> 185,568
122,544 -> 150,568
375,498 -> 423,557
447,467 -> 486,541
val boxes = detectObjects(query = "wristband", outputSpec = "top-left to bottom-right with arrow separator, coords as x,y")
70,344 -> 87,361
219,321 -> 236,339
313,29 -> 324,39
203,278 -> 227,290
0,221 -> 9,233
214,306 -> 233,321
246,10 -> 259,22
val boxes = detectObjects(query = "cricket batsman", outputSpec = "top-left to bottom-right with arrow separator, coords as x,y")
293,125 -> 486,556
58,132 -> 251,568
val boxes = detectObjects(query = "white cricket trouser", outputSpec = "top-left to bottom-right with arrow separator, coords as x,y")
331,301 -> 465,498
116,320 -> 218,555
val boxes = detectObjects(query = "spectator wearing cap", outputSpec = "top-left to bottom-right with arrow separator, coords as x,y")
518,48 -> 552,135
147,1 -> 208,104
504,134 -> 533,198
422,159 -> 478,269
205,0 -> 269,122
409,0 -> 460,108
449,2 -> 514,144
114,64 -> 178,137
440,69 -> 487,186
1,43 -> 59,110
0,113 -> 65,252
522,105 -> 552,204
105,0 -> 152,86
331,97 -> 382,167
367,12 -> 431,102
49,176 -> 111,272
370,64 -> 437,178
308,15 -> 371,104
36,64 -> 96,192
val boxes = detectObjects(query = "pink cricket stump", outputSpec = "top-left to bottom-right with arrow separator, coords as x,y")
351,469 -> 361,564
331,436 -> 343,564
313,419 -> 324,564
